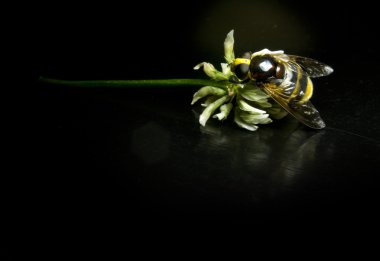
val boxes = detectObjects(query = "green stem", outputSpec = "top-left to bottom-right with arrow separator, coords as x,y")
39,77 -> 229,90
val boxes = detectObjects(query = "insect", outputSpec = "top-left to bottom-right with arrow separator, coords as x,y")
230,49 -> 333,129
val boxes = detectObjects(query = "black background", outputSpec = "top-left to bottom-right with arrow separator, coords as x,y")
4,2 -> 380,252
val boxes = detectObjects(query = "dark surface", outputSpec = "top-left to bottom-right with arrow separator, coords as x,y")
9,0 -> 380,232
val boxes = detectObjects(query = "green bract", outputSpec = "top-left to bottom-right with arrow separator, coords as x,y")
192,30 -> 287,131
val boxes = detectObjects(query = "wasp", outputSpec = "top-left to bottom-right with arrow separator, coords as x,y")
230,49 -> 333,129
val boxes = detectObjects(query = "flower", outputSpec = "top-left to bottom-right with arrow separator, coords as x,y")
192,30 -> 287,131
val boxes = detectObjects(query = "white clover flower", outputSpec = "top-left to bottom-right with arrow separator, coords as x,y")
192,30 -> 287,131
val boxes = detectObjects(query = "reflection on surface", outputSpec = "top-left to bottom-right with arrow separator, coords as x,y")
196,115 -> 325,178
117,92 -> 380,219
191,114 -> 335,202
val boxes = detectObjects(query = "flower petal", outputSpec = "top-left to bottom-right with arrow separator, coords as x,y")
224,30 -> 235,64
199,95 -> 229,126
239,87 -> 270,101
252,48 -> 284,56
253,99 -> 272,108
221,63 -> 232,76
234,108 -> 258,131
201,96 -> 219,107
213,103 -> 233,121
194,62 -> 229,81
239,111 -> 272,124
267,103 -> 288,119
191,86 -> 227,105
237,98 -> 266,114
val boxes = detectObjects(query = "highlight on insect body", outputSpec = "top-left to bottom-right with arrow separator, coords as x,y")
193,30 -> 333,131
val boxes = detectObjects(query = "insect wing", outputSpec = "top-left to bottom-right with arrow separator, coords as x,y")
287,55 -> 333,78
263,82 -> 326,129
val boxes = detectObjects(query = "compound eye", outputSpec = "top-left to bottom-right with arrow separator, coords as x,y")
231,53 -> 251,82
249,55 -> 277,82
232,63 -> 250,81
275,63 -> 285,79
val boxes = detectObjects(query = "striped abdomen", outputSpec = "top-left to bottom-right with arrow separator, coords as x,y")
280,62 -> 314,105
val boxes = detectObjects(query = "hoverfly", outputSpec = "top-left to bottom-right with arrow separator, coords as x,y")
230,49 -> 333,129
